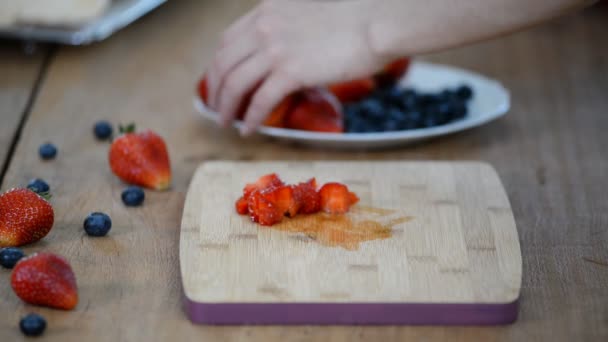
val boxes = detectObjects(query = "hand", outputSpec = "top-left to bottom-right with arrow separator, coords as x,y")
206,0 -> 386,135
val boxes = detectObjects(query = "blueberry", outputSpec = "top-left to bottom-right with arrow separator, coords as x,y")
449,100 -> 468,119
418,94 -> 440,107
402,118 -> 419,130
383,119 -> 401,132
346,117 -> 370,133
359,99 -> 385,120
27,178 -> 50,195
83,212 -> 112,237
344,103 -> 362,119
94,121 -> 113,140
423,116 -> 439,128
399,89 -> 418,110
384,86 -> 404,104
456,85 -> 473,101
121,186 -> 145,207
19,313 -> 46,337
0,247 -> 25,269
38,143 -> 57,160
438,89 -> 457,103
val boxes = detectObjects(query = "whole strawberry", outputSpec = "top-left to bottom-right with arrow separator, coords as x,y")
11,253 -> 78,310
109,124 -> 171,190
0,189 -> 54,247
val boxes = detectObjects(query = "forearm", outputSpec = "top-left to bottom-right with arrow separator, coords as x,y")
365,0 -> 596,59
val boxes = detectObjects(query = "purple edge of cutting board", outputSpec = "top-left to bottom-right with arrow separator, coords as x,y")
183,294 -> 519,325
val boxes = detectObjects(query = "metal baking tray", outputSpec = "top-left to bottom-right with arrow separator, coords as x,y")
0,0 -> 166,45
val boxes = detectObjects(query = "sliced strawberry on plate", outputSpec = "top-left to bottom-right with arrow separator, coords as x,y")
328,78 -> 376,103
243,173 -> 284,199
197,77 -> 209,103
285,89 -> 344,133
11,253 -> 78,310
319,182 -> 360,214
375,57 -> 411,87
263,95 -> 297,128
293,178 -> 321,214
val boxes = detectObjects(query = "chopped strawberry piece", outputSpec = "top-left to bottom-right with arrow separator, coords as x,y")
263,95 -> 297,128
319,182 -> 359,214
260,185 -> 298,218
235,196 -> 249,215
293,178 -> 321,214
375,57 -> 411,87
247,190 -> 283,226
243,173 -> 284,199
328,78 -> 376,103
285,89 -> 344,133
197,77 -> 209,103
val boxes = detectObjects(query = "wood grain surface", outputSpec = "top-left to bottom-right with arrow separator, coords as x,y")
182,161 -> 521,305
0,42 -> 48,178
0,0 -> 606,340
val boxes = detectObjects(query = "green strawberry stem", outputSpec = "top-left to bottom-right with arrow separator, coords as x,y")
119,123 -> 136,134
37,191 -> 52,201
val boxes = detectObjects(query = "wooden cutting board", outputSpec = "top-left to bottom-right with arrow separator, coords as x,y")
180,161 -> 522,325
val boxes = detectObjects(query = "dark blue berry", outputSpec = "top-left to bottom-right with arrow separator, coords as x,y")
423,116 -> 439,128
38,143 -> 57,160
418,94 -> 440,107
383,119 -> 401,132
359,99 -> 385,120
121,186 -> 145,207
83,212 -> 112,237
450,100 -> 468,119
399,89 -> 418,110
94,121 -> 113,140
27,178 -> 50,195
344,103 -> 362,119
0,247 -> 25,269
20,313 -> 46,337
456,85 -> 473,101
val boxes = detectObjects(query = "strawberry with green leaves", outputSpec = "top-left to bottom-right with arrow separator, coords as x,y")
0,189 -> 54,247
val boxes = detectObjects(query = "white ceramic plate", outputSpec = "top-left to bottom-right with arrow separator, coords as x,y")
193,61 -> 510,149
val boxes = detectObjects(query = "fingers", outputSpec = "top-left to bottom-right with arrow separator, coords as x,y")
207,32 -> 258,110
217,53 -> 271,126
207,9 -> 259,109
222,9 -> 257,45
240,73 -> 299,136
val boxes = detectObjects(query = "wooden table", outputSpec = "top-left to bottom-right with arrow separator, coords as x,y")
0,1 -> 606,340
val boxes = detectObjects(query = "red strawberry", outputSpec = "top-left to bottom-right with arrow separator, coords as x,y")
197,77 -> 209,103
319,182 -> 360,214
243,173 -> 284,199
285,89 -> 344,133
11,253 -> 78,310
328,78 -> 376,103
375,57 -> 411,87
247,190 -> 283,226
293,178 -> 321,214
261,185 -> 298,218
109,124 -> 171,190
235,196 -> 249,215
263,95 -> 297,128
0,189 -> 54,247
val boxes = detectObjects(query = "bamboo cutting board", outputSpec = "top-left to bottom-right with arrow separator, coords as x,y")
180,161 -> 522,325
